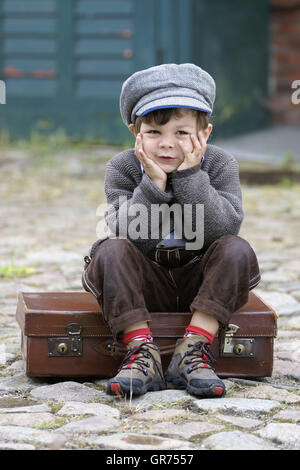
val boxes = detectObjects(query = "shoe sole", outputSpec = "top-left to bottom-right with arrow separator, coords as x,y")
107,378 -> 166,397
165,373 -> 226,398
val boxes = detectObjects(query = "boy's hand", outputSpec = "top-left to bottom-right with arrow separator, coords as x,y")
176,130 -> 207,172
135,133 -> 167,191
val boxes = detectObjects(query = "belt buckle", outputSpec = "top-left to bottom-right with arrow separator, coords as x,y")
154,248 -> 169,267
154,247 -> 184,268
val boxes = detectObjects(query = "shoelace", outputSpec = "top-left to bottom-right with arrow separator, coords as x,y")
118,342 -> 164,381
179,341 -> 216,374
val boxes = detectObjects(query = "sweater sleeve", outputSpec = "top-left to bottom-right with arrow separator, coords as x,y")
171,156 -> 244,249
104,160 -> 173,254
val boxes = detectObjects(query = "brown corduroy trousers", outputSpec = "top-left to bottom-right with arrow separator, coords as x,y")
82,235 -> 261,341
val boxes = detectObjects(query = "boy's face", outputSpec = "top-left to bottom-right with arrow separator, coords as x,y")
134,109 -> 209,173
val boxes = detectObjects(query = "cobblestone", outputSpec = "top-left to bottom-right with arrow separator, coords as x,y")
257,423 -> 300,449
0,147 -> 300,450
58,415 -> 121,435
190,397 -> 281,415
202,430 -> 278,450
83,432 -> 200,450
30,381 -> 109,403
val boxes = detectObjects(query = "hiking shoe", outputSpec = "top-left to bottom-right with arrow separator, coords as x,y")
107,340 -> 166,396
164,335 -> 226,398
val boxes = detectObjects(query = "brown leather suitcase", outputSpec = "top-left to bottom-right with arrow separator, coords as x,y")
16,291 -> 277,379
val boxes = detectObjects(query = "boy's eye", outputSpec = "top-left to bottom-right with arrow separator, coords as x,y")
177,130 -> 188,135
147,130 -> 159,134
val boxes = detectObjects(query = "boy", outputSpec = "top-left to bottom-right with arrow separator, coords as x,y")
82,63 -> 261,398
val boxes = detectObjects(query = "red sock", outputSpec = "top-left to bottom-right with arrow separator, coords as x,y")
184,324 -> 214,344
122,328 -> 153,345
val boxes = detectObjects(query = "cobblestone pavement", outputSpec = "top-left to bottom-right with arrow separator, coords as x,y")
0,146 -> 299,450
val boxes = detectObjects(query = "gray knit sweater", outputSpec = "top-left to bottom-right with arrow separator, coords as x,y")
104,144 -> 244,256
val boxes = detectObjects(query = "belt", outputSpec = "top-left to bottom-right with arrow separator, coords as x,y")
147,247 -> 203,269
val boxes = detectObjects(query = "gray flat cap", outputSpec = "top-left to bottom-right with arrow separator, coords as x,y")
120,63 -> 216,126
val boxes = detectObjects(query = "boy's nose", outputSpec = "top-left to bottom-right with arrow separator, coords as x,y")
158,138 -> 174,148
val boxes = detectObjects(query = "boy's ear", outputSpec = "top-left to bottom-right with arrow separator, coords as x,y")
203,123 -> 213,141
128,124 -> 137,136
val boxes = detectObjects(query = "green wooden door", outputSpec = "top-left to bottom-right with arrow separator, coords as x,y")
0,0 -> 269,143
0,0 -> 192,143
0,0 -> 134,142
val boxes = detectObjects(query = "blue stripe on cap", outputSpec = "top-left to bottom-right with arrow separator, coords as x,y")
139,105 -> 211,116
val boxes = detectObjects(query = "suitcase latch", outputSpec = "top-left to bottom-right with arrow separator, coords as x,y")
48,323 -> 83,357
221,324 -> 255,358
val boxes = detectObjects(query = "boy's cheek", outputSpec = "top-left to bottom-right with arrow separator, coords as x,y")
142,140 -> 155,158
187,142 -> 194,153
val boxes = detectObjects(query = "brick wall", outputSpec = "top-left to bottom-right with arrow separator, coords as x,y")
269,0 -> 300,124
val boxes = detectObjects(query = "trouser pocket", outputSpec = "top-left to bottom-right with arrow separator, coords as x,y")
81,237 -> 109,309
81,269 -> 103,305
81,268 -> 111,327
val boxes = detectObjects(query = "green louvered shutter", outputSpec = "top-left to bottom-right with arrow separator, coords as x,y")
0,0 -> 269,142
0,0 -> 151,142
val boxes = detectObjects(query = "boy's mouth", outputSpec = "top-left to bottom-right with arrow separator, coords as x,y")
158,156 -> 175,160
